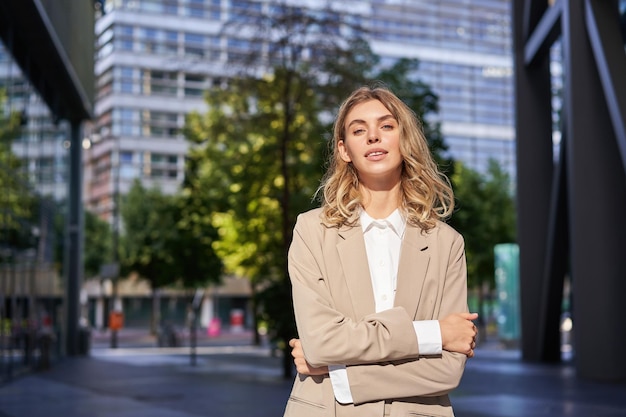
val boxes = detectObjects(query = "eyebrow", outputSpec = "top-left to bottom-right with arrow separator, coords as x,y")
347,114 -> 396,128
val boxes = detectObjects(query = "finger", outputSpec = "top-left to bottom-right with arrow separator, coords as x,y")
291,344 -> 303,357
460,312 -> 479,320
288,338 -> 297,348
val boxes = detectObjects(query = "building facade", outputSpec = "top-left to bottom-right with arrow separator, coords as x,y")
0,45 -> 72,202
1,0 -> 514,334
88,0 -> 514,220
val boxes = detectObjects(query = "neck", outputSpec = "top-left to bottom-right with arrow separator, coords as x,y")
360,183 -> 401,219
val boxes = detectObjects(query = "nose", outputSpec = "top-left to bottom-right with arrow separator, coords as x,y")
367,134 -> 380,144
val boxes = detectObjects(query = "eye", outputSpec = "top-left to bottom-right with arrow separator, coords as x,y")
381,124 -> 394,130
352,128 -> 365,135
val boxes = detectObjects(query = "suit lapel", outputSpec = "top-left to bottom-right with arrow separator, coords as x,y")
394,226 -> 430,319
336,225 -> 376,319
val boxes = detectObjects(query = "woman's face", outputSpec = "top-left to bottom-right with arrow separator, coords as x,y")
338,99 -> 403,187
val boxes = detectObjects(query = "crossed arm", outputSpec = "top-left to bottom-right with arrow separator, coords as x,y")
289,312 -> 478,376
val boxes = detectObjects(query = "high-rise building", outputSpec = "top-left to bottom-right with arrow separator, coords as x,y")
366,0 -> 514,176
87,0 -> 514,221
0,45 -> 71,202
0,0 -> 515,338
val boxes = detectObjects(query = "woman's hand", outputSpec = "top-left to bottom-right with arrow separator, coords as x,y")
289,338 -> 329,376
439,312 -> 479,358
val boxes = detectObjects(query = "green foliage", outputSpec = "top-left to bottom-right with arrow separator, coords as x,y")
51,201 -> 111,278
0,89 -> 21,142
184,70 -> 325,347
186,5 -> 451,378
449,160 -> 517,290
83,210 -> 112,278
120,180 -> 222,290
0,88 -> 36,253
172,193 -> 223,289
119,181 -> 175,288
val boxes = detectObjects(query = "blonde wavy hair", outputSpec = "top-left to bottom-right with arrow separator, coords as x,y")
319,85 -> 454,231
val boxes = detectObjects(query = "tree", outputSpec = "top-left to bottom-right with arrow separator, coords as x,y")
173,195 -> 223,290
83,210 -> 112,278
185,2 -> 447,379
188,3 -> 378,379
448,160 -> 516,331
52,204 -> 111,280
185,71 -> 325,375
0,89 -> 21,141
120,180 -> 222,332
0,90 -> 42,266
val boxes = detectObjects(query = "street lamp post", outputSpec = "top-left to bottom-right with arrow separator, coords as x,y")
110,140 -> 121,349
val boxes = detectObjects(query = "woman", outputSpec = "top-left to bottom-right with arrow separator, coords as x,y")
283,85 -> 477,417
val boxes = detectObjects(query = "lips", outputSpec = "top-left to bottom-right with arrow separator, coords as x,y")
365,149 -> 387,158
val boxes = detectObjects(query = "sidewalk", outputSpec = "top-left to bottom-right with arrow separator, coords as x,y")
90,326 -> 257,349
453,345 -> 626,416
1,332 -> 625,417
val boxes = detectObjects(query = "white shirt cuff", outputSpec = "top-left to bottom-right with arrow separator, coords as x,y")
413,320 -> 442,355
328,364 -> 354,404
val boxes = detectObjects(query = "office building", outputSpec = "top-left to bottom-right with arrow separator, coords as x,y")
0,45 -> 71,202
1,0 -> 514,330
88,0 -> 514,220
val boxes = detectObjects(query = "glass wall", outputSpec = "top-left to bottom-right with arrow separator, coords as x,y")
0,41 -> 67,381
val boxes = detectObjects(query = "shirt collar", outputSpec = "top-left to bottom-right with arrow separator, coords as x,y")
360,209 -> 406,238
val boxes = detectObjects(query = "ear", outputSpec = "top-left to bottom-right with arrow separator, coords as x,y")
337,140 -> 352,163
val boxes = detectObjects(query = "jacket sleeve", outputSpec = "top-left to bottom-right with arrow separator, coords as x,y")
347,353 -> 466,404
289,214 -> 420,368
347,227 -> 470,403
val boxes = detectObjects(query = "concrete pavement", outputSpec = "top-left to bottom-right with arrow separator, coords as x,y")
0,329 -> 625,417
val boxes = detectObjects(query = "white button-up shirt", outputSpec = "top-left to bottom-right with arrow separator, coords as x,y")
328,209 -> 442,404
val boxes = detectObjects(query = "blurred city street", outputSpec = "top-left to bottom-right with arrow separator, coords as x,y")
1,3 -> 626,416
0,328 -> 625,417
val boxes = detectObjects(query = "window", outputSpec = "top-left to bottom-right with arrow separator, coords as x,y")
145,152 -> 179,179
37,157 -> 55,183
96,110 -> 113,138
231,0 -> 261,23
184,73 -> 205,97
139,27 -> 158,53
113,108 -> 136,136
119,151 -> 136,179
186,0 -> 205,17
96,68 -> 114,99
115,24 -> 134,51
208,36 -> 221,60
164,30 -> 179,55
164,0 -> 178,14
227,38 -> 253,62
118,66 -> 134,93
209,0 -> 221,19
142,70 -> 178,96
184,32 -> 205,57
141,110 -> 179,137
151,153 -> 178,164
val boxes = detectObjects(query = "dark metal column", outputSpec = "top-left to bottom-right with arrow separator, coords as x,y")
64,121 -> 84,356
562,0 -> 626,381
512,0 -> 558,362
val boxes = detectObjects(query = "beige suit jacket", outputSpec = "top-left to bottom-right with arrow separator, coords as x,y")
283,208 -> 469,417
